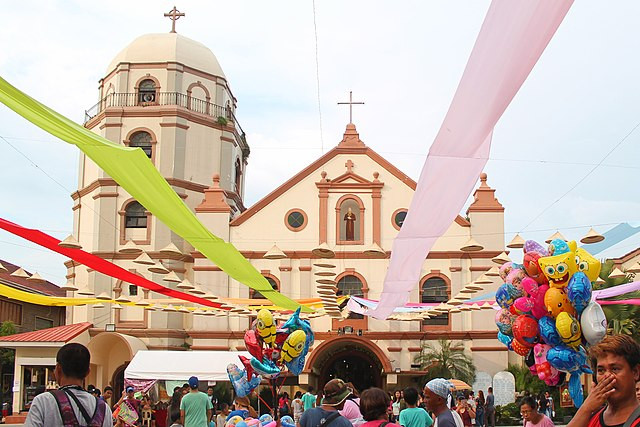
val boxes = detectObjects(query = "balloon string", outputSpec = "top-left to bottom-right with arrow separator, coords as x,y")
276,375 -> 287,396
258,393 -> 273,413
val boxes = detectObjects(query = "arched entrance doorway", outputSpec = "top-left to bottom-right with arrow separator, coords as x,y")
305,336 -> 392,392
320,348 -> 381,392
112,363 -> 129,403
86,332 -> 147,402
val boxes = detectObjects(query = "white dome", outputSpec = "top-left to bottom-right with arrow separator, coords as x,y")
107,33 -> 225,78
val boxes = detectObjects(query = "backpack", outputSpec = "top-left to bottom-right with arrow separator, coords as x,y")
50,389 -> 107,427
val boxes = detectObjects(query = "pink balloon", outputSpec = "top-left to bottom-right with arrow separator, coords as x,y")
522,277 -> 548,319
531,285 -> 549,319
513,297 -> 534,315
533,343 -> 560,386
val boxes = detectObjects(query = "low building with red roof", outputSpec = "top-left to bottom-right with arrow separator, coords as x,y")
0,259 -> 67,418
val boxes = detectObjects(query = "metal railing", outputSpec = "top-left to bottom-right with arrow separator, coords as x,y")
84,91 -> 249,155
85,92 -> 232,124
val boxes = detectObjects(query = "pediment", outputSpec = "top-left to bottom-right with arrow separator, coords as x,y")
331,171 -> 372,185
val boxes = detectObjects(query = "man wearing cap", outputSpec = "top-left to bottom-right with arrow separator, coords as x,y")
299,379 -> 353,427
423,379 -> 464,427
114,385 -> 142,426
180,376 -> 213,427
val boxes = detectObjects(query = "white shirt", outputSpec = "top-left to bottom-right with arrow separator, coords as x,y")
25,387 -> 113,427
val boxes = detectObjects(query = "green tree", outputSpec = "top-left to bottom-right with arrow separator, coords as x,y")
596,260 -> 640,340
507,363 -> 546,395
0,321 -> 16,366
415,339 -> 476,384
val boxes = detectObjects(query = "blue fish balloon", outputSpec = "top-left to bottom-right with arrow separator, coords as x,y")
539,316 -> 563,347
547,345 -> 592,408
567,272 -> 592,315
280,307 -> 314,375
227,363 -> 261,397
250,356 -> 281,378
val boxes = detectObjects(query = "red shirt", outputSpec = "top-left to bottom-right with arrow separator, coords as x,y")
361,421 -> 401,427
588,408 -> 640,427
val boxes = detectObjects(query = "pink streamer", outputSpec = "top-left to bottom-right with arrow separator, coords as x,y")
592,281 -> 640,300
598,299 -> 640,306
370,0 -> 574,319
124,379 -> 157,393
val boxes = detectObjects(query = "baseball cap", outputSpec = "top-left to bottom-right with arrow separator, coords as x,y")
126,386 -> 135,393
188,376 -> 199,388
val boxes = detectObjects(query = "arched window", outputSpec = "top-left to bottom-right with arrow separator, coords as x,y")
252,276 -> 278,299
337,275 -> 364,319
138,79 -> 157,104
125,202 -> 147,228
421,277 -> 449,326
129,131 -> 153,158
234,158 -> 242,194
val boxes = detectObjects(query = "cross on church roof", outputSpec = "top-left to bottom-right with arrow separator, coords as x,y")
164,6 -> 185,33
337,91 -> 364,124
345,160 -> 355,173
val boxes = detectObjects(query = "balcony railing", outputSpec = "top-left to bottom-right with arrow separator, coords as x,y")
84,91 -> 249,155
84,92 -> 234,121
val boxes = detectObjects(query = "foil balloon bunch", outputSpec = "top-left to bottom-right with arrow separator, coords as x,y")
227,307 -> 314,398
495,239 -> 608,408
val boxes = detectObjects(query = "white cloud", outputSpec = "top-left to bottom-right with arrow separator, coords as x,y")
2,1 -> 640,284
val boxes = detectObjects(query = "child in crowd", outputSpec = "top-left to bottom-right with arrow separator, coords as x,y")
399,387 -> 433,427
217,403 -> 230,427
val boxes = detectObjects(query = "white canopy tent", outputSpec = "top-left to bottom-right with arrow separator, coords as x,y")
125,350 -> 251,381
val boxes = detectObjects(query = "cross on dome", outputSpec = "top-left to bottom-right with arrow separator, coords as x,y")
164,6 -> 185,33
337,91 -> 364,124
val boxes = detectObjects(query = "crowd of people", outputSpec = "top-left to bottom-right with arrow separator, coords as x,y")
20,333 -> 640,427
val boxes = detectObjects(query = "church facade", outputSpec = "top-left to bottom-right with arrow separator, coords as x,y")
9,28 -> 516,408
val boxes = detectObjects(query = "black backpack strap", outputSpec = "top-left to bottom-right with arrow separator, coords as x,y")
623,405 -> 640,427
319,411 -> 341,427
380,423 -> 390,427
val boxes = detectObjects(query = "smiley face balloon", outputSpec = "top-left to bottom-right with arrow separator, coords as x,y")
574,248 -> 601,283
538,251 -> 578,288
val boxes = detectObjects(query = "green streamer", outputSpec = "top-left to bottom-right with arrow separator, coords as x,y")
0,76 -> 307,312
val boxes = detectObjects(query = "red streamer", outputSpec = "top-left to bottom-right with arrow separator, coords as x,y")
0,218 -> 223,308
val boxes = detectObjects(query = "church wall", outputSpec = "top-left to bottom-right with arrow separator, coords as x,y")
468,211 -> 505,252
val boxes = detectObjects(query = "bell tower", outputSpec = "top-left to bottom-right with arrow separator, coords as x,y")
68,18 -> 249,327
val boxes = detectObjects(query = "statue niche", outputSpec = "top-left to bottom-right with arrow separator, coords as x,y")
339,199 -> 361,242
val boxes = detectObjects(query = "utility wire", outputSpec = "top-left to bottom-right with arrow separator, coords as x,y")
521,118 -> 640,232
0,135 -> 120,234
311,0 -> 324,153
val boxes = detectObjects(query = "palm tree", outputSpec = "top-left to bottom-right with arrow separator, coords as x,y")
507,363 -> 546,395
415,339 -> 476,384
596,260 -> 640,340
